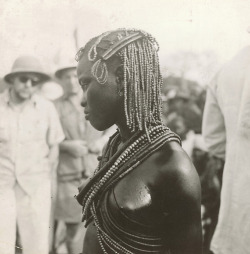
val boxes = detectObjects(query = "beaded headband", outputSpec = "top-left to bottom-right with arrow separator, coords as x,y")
75,29 -> 159,62
101,32 -> 142,60
75,28 -> 163,136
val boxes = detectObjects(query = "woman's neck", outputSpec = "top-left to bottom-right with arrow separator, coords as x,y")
116,117 -> 134,143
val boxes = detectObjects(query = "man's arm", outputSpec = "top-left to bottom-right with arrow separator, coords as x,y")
59,139 -> 88,158
46,101 -> 65,164
48,144 -> 59,171
202,80 -> 226,160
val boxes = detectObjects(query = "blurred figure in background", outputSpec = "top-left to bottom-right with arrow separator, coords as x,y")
54,64 -> 115,254
53,64 -> 88,254
164,89 -> 203,133
202,46 -> 250,254
166,112 -> 195,157
192,144 -> 223,254
166,99 -> 222,254
0,78 -> 8,93
39,80 -> 64,101
0,55 -> 64,254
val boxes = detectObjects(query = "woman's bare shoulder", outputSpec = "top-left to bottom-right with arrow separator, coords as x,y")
148,141 -> 201,209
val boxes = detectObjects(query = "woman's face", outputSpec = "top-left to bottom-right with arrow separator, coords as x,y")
77,54 -> 123,131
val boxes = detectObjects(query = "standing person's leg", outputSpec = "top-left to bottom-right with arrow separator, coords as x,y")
15,225 -> 22,253
16,180 -> 51,254
0,184 -> 16,254
49,168 -> 58,253
55,180 -> 86,253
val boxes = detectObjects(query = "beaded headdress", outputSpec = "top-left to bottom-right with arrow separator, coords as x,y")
75,28 -> 163,138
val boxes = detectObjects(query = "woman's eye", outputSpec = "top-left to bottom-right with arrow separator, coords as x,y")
80,81 -> 88,90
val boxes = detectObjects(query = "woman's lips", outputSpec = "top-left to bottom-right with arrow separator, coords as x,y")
84,112 -> 90,120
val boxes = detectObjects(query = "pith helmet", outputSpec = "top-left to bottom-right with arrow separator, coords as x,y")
54,64 -> 76,79
4,55 -> 50,83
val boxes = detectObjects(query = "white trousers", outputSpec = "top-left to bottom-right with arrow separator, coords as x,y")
0,180 -> 51,254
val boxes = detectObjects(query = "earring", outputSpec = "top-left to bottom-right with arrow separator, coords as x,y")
116,76 -> 124,96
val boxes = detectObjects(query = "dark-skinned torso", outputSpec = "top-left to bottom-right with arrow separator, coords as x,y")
82,141 -> 202,254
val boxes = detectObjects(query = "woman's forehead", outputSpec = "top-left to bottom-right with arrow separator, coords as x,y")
77,55 -> 93,77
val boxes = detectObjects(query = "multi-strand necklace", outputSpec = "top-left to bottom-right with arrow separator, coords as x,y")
76,124 -> 181,254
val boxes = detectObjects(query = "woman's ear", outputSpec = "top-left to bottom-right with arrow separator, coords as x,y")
115,65 -> 124,96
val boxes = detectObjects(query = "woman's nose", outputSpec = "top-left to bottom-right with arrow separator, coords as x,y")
81,93 -> 87,107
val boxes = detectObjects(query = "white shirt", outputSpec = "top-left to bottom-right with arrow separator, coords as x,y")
202,46 -> 250,254
0,89 -> 64,194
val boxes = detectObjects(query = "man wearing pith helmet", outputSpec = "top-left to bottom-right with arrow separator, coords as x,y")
0,55 -> 64,254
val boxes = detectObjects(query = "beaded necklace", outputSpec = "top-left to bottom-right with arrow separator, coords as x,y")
76,124 -> 181,254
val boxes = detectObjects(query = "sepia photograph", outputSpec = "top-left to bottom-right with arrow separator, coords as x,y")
0,0 -> 250,253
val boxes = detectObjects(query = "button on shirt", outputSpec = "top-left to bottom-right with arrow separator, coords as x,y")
0,90 -> 64,195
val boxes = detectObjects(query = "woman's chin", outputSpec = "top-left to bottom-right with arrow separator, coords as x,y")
90,120 -> 113,131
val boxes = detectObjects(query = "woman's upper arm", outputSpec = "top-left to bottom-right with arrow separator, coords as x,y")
160,161 -> 202,254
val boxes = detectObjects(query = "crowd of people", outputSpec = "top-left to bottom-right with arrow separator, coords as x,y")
0,55 -> 114,254
0,27 -> 249,254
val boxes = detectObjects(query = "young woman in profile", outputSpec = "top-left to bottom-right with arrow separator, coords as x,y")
75,28 -> 202,254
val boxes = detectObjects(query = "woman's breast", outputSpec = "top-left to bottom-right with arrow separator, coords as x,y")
83,165 -> 171,253
111,177 -> 153,224
108,163 -> 170,227
96,181 -> 166,253
100,170 -> 168,237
